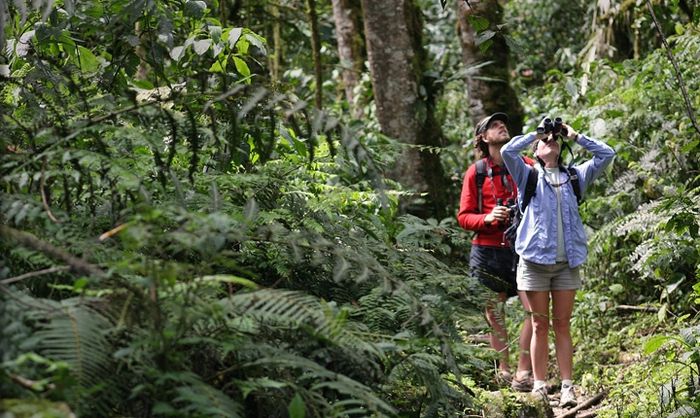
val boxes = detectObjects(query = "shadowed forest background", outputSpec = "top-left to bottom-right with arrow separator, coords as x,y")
1,0 -> 700,417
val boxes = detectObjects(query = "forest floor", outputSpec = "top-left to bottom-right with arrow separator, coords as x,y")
469,295 -> 699,417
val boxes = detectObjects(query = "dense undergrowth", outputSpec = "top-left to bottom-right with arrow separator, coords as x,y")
2,1 -> 700,417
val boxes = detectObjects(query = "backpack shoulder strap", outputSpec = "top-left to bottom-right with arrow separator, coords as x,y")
564,166 -> 582,204
475,158 -> 487,213
520,166 -> 538,211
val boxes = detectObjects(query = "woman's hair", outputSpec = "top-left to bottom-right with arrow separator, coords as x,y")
530,139 -> 540,155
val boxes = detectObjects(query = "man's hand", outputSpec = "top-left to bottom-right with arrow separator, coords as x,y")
484,205 -> 510,225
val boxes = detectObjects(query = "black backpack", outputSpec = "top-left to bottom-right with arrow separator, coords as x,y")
503,165 -> 582,250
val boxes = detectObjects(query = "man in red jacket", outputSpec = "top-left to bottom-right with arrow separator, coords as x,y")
457,112 -> 533,391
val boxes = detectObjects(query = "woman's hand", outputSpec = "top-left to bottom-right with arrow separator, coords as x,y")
563,123 -> 579,141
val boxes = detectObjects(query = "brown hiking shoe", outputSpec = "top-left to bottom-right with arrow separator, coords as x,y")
496,370 -> 512,386
511,371 -> 534,392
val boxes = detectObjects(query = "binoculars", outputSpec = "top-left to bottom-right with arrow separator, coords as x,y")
496,198 -> 517,226
537,117 -> 568,142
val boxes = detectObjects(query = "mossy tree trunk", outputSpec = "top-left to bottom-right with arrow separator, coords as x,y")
331,0 -> 365,118
361,0 -> 448,218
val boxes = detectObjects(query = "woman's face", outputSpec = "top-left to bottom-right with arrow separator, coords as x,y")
536,137 -> 560,163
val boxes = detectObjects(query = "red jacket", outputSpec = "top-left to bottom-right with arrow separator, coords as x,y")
457,156 -> 534,247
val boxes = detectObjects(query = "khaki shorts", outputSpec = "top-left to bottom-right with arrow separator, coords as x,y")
516,259 -> 581,291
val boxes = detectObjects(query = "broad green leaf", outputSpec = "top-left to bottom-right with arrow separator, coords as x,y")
73,278 -> 89,291
644,335 -> 671,355
209,25 -> 222,43
184,0 -> 207,19
244,33 -> 267,54
209,59 -> 225,73
193,39 -> 211,55
233,56 -> 251,79
228,28 -> 243,48
170,46 -> 186,61
236,38 -> 250,55
76,46 -> 99,73
288,393 -> 306,418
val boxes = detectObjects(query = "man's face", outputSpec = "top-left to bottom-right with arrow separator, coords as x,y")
482,120 -> 510,144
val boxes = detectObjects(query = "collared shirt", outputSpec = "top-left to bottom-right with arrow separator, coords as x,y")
457,156 -> 534,247
543,166 -> 567,262
501,133 -> 616,267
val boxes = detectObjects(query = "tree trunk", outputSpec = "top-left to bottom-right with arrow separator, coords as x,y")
361,0 -> 448,218
455,0 -> 524,135
306,0 -> 323,110
268,2 -> 282,86
331,0 -> 365,118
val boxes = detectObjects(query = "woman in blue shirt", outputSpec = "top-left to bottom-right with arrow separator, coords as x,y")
500,122 -> 615,407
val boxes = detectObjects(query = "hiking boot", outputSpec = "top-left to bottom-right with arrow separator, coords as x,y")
511,371 -> 533,392
559,385 -> 578,408
496,370 -> 512,386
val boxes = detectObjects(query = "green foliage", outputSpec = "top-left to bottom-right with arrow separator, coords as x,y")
513,23 -> 700,313
0,3 -> 490,416
515,15 -> 700,416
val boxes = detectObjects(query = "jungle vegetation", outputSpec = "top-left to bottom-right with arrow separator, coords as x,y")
1,0 -> 700,417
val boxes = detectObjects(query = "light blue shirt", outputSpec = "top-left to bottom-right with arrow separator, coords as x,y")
501,133 -> 616,268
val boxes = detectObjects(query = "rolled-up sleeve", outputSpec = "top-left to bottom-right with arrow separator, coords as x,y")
501,132 -> 538,207
573,134 -> 616,193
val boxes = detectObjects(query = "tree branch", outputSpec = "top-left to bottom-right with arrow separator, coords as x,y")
555,391 -> 607,418
646,0 -> 700,137
0,266 -> 71,285
0,225 -> 105,278
615,304 -> 658,313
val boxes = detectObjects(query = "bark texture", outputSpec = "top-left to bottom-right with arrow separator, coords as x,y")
362,0 -> 448,218
331,0 -> 365,117
456,0 -> 524,135
306,0 -> 323,109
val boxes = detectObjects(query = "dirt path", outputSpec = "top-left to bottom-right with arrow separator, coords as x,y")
549,389 -> 607,418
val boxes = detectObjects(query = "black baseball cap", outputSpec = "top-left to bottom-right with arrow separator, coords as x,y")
474,112 -> 509,136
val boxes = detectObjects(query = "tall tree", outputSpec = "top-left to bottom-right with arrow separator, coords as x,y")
456,0 -> 524,135
331,0 -> 365,118
361,0 -> 448,218
306,0 -> 324,109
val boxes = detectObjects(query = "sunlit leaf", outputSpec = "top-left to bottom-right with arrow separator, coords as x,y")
233,56 -> 251,79
193,39 -> 211,55
170,46 -> 186,61
228,28 -> 243,48
643,335 -> 671,354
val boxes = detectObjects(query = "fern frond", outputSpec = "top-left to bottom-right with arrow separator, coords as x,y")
32,300 -> 114,390
244,351 -> 396,417
223,289 -> 383,360
173,383 -> 244,417
615,201 -> 665,236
